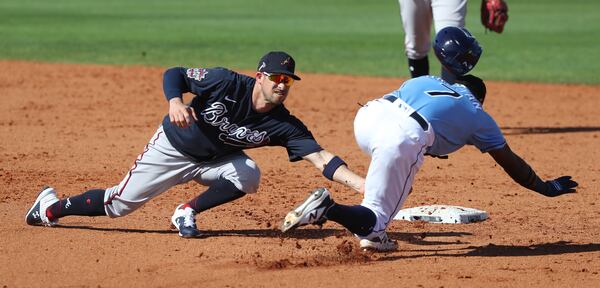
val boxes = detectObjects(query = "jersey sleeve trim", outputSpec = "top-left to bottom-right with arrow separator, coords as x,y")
479,141 -> 507,153
288,146 -> 323,162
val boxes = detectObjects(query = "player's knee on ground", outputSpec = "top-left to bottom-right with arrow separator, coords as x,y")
222,158 -> 261,194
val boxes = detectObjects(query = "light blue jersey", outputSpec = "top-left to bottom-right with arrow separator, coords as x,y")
386,76 -> 506,156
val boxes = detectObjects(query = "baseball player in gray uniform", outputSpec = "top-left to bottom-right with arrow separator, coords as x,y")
281,30 -> 577,252
399,0 -> 467,81
25,51 -> 365,238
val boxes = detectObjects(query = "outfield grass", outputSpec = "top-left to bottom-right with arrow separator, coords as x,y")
1,0 -> 598,84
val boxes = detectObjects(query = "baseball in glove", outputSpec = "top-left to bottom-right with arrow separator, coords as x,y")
481,0 -> 509,33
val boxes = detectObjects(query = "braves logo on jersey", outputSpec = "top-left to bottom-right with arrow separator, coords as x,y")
186,68 -> 208,81
200,102 -> 270,147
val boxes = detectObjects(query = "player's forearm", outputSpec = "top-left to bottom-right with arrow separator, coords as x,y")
332,166 -> 365,194
489,146 -> 547,193
489,145 -> 577,197
303,150 -> 365,193
488,145 -> 547,193
501,159 -> 547,193
319,151 -> 365,193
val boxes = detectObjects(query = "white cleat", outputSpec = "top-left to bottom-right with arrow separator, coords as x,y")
171,204 -> 202,238
359,232 -> 398,252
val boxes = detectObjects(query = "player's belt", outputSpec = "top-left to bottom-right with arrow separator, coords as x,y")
382,95 -> 429,130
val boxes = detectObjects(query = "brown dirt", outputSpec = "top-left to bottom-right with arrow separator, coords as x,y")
1,60 -> 599,287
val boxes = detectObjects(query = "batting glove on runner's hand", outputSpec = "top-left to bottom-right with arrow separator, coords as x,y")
540,176 -> 578,197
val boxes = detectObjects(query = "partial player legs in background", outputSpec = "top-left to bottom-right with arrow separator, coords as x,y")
399,0 -> 433,78
408,56 -> 429,78
399,0 -> 466,78
431,0 -> 467,82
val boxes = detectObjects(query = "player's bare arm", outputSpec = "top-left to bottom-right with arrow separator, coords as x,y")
168,97 -> 197,128
302,150 -> 365,193
488,144 -> 578,197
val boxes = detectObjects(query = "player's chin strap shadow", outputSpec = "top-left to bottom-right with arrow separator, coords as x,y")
502,126 -> 600,135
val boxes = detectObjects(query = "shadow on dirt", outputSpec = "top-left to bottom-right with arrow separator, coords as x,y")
55,224 -> 175,234
53,225 -> 473,245
378,241 -> 600,260
502,126 -> 600,135
53,225 -> 346,239
388,231 -> 474,246
53,226 -> 599,259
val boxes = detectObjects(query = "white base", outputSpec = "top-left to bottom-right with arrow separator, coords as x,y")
393,205 -> 488,224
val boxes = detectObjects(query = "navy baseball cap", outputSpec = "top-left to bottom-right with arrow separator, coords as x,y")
257,51 -> 301,80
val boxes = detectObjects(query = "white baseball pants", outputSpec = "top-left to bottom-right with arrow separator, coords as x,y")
354,98 -> 434,237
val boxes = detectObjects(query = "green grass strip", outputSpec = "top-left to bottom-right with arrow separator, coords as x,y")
1,0 -> 598,84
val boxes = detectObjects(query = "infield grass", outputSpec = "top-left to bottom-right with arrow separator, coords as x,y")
0,0 -> 598,84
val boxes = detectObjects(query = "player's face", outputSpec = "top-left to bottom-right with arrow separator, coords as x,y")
259,72 -> 293,105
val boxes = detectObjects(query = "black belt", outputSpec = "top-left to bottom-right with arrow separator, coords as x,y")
383,95 -> 429,130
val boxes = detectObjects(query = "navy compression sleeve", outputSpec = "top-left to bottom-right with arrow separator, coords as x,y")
163,67 -> 190,100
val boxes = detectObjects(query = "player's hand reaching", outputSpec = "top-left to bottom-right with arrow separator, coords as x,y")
169,97 -> 198,128
539,176 -> 578,197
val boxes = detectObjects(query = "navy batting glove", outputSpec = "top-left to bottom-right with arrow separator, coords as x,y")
540,176 -> 578,197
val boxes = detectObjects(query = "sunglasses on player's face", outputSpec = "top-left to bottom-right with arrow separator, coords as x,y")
262,72 -> 294,86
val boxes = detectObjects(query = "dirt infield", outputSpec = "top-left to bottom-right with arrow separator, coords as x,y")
1,60 -> 599,287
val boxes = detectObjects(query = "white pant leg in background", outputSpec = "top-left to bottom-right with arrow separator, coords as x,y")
354,99 -> 434,238
104,125 -> 260,218
399,0 -> 467,60
431,0 -> 467,32
399,0 -> 434,60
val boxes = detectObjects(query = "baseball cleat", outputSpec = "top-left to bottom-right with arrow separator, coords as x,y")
359,232 -> 398,252
280,187 -> 334,233
171,204 -> 201,238
25,186 -> 60,226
